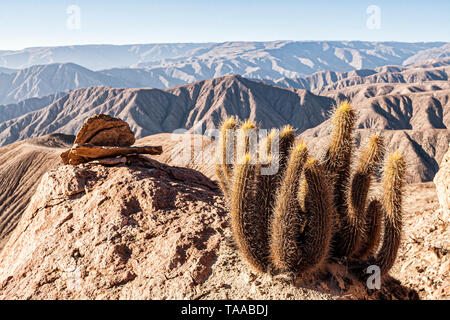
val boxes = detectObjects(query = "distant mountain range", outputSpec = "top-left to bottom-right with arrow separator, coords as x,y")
1,56 -> 449,105
0,41 -> 448,85
0,75 -> 335,146
0,63 -> 130,105
262,59 -> 450,92
2,71 -> 448,139
0,93 -> 65,123
403,43 -> 450,65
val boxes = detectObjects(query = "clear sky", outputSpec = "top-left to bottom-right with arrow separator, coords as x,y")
0,0 -> 449,50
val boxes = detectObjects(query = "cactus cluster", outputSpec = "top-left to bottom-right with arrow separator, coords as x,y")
215,101 -> 406,278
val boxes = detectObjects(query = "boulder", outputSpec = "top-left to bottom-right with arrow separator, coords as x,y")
74,114 -> 136,147
434,143 -> 450,213
66,144 -> 163,165
90,157 -> 127,166
60,114 -> 163,165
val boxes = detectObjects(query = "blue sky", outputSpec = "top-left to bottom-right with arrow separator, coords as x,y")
0,0 -> 449,50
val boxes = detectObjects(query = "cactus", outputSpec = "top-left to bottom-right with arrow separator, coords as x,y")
228,121 -> 277,272
215,103 -> 406,279
323,101 -> 356,218
278,125 -> 296,173
230,153 -> 269,272
334,135 -> 385,257
374,152 -> 406,275
270,143 -> 309,271
353,199 -> 383,260
294,158 -> 334,273
215,117 -> 237,201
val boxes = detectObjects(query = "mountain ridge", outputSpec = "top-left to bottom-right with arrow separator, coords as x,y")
0,75 -> 335,146
2,57 -> 449,107
0,41 -> 446,74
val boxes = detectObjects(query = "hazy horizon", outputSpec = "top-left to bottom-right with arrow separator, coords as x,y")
1,0 -> 449,50
1,39 -> 448,52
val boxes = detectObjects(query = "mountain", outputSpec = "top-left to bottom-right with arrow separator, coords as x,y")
0,75 -> 335,146
0,93 -> 65,123
404,43 -> 450,66
133,41 -> 449,84
3,56 -> 450,107
0,63 -> 134,105
0,67 -> 16,74
2,45 -> 450,106
98,67 -> 187,89
0,41 -> 446,73
1,73 -> 449,144
0,133 -> 74,250
262,59 -> 450,92
0,43 -> 210,70
323,81 -> 450,130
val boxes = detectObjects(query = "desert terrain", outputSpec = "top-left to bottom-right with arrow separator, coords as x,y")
0,51 -> 448,300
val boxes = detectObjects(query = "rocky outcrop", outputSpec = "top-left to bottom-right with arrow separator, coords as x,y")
61,114 -> 163,165
434,143 -> 450,212
0,157 -> 223,299
393,183 -> 449,299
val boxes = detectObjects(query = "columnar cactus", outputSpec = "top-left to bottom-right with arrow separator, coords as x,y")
215,101 -> 406,279
374,152 -> 406,275
333,134 -> 385,258
216,117 -> 237,201
270,143 -> 310,271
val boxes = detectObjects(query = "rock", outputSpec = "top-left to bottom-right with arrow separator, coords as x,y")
66,144 -> 163,165
0,158 -> 225,299
90,157 -> 127,166
61,114 -> 163,165
434,143 -> 450,213
74,114 -> 136,147
60,149 -> 70,165
392,183 -> 449,300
